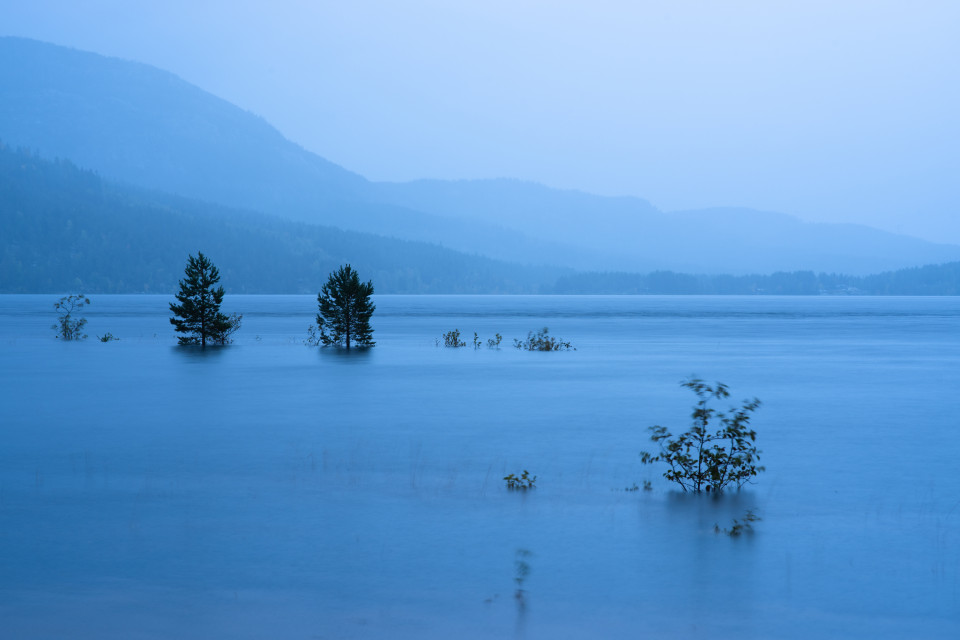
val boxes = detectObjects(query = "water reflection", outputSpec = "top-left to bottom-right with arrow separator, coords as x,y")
168,344 -> 232,360
314,346 -> 375,361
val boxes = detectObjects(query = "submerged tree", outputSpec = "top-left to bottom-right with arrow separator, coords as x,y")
640,378 -> 763,492
169,253 -> 241,347
52,294 -> 90,340
315,264 -> 375,349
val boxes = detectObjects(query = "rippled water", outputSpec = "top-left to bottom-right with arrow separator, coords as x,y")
1,295 -> 958,638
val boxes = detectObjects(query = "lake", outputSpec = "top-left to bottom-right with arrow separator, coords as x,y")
1,294 -> 958,638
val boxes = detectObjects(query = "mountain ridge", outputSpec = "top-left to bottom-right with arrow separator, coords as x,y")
0,143 -> 564,293
2,143 -> 958,296
2,36 -> 959,276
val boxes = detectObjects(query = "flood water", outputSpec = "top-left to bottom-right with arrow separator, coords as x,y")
1,294 -> 958,639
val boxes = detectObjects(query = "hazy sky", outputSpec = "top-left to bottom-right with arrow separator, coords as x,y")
3,1 -> 959,242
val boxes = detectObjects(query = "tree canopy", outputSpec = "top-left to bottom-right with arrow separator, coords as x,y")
315,264 -> 375,349
169,252 -> 240,346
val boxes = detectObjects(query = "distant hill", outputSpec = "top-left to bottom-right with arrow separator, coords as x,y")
2,145 -> 957,296
552,264 -> 960,295
0,145 -> 564,293
370,180 -> 960,275
2,37 -> 960,276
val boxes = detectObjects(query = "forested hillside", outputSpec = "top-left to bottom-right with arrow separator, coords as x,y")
0,145 -> 563,293
2,144 -> 959,295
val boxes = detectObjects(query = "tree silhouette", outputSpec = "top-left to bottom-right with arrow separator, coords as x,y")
316,264 -> 375,348
169,253 -> 241,347
52,294 -> 90,340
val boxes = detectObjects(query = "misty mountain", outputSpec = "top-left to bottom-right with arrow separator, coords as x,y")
369,181 -> 960,275
2,36 -> 960,276
0,145 -> 563,293
0,38 -> 364,210
0,37 -> 577,269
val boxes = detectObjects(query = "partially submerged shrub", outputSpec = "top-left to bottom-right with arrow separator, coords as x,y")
513,327 -> 575,351
504,470 -> 537,490
624,480 -> 653,492
97,332 -> 119,342
53,294 -> 90,341
437,330 -> 503,349
443,329 -> 466,347
640,378 -> 763,493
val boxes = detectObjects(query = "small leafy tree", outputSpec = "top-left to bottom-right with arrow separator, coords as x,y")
53,294 -> 90,340
316,264 -> 375,349
640,379 -> 763,492
169,253 -> 241,347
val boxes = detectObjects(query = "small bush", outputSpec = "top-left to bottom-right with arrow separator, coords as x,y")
640,378 -> 763,493
52,294 -> 90,341
624,480 -> 652,492
513,327 -> 575,351
487,333 -> 503,349
304,324 -> 321,346
443,329 -> 466,347
504,470 -> 537,490
97,332 -> 119,342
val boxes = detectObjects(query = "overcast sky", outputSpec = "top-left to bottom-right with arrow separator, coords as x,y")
3,1 -> 959,243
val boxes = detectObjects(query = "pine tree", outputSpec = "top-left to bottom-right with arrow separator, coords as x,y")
169,253 -> 241,347
316,264 -> 375,348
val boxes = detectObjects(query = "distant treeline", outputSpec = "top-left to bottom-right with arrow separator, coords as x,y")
551,264 -> 960,295
2,144 -> 960,295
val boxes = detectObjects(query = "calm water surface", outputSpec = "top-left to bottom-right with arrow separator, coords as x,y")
1,295 -> 958,638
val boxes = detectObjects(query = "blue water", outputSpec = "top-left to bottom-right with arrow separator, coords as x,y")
1,295 -> 958,638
